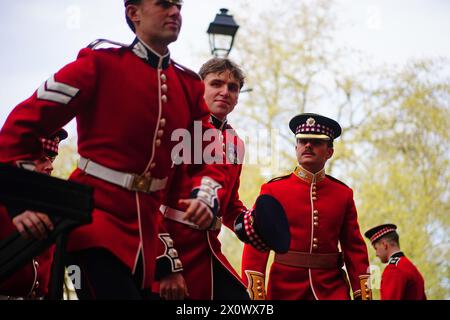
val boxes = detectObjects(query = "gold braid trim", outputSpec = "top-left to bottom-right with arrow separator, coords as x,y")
245,270 -> 266,300
359,274 -> 372,300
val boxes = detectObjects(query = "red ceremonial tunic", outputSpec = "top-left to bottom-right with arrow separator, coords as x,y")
381,252 -> 427,300
0,38 -> 228,288
0,206 -> 54,298
153,119 -> 247,299
241,166 -> 370,300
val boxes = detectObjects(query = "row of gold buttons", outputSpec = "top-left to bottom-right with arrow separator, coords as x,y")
312,183 -> 319,250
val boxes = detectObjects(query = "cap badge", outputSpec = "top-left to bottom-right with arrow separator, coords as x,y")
306,117 -> 316,126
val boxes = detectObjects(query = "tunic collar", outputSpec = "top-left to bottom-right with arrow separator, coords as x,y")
388,251 -> 404,261
210,115 -> 228,131
294,165 -> 326,184
130,37 -> 171,70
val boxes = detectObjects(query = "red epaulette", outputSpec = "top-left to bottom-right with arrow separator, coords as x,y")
171,60 -> 202,81
87,39 -> 128,50
326,175 -> 349,188
268,174 -> 291,183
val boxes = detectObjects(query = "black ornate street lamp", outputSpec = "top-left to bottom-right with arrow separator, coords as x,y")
207,8 -> 239,57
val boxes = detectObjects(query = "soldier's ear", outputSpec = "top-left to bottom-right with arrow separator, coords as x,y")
326,147 -> 334,159
126,4 -> 140,24
381,239 -> 389,250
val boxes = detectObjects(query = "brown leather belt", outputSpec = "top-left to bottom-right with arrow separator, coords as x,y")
274,251 -> 343,269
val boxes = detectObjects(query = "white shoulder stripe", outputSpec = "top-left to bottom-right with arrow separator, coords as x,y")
46,75 -> 79,97
36,75 -> 79,104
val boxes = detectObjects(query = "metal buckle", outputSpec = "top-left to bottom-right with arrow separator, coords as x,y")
209,217 -> 222,231
130,174 -> 152,193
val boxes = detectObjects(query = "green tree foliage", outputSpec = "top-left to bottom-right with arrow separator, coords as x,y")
231,0 -> 366,176
52,138 -> 78,179
353,59 -> 450,299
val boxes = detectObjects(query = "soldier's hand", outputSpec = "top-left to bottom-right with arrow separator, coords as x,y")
160,272 -> 189,300
179,199 -> 213,230
13,211 -> 54,240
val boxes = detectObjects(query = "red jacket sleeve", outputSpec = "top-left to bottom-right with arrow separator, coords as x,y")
241,243 -> 270,300
154,213 -> 184,281
339,188 -> 370,295
0,205 -> 54,297
221,164 -> 247,230
185,116 -> 231,216
0,48 -> 97,164
240,183 -> 272,299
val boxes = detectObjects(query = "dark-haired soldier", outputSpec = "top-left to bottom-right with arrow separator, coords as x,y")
365,224 -> 426,300
241,113 -> 371,300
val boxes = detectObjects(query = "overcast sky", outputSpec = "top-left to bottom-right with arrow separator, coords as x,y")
0,0 -> 449,133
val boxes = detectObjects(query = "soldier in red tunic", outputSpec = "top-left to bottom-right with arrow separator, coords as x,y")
0,0 -> 229,299
152,58 -> 250,300
364,224 -> 427,300
241,113 -> 372,300
0,129 -> 67,300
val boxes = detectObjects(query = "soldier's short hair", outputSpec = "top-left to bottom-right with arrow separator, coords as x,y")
379,231 -> 400,247
199,58 -> 246,89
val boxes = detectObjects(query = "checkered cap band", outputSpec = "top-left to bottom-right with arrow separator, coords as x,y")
296,123 -> 335,139
370,227 -> 396,243
124,0 -> 183,5
40,138 -> 59,156
244,210 -> 269,252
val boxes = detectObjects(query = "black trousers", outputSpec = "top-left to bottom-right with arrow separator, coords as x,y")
66,248 -> 151,300
151,257 -> 250,300
212,258 -> 250,300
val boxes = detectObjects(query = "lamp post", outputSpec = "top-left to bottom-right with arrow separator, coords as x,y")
207,8 -> 239,57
